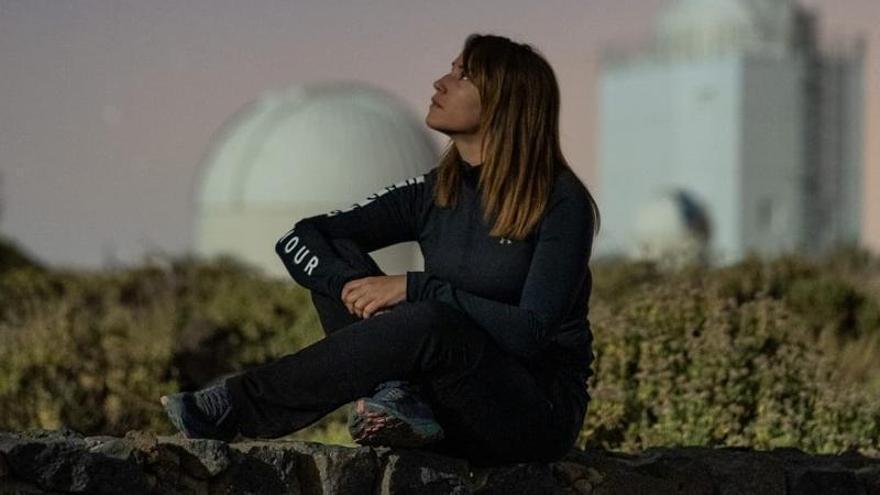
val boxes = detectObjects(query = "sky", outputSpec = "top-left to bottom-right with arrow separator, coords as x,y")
0,0 -> 877,269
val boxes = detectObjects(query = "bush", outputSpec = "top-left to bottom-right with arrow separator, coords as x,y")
0,248 -> 878,455
0,255 -> 323,437
580,252 -> 880,456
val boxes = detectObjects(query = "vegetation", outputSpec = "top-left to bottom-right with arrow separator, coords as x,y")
583,246 -> 880,455
0,237 -> 878,455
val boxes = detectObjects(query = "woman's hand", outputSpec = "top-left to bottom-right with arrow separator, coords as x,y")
341,274 -> 407,319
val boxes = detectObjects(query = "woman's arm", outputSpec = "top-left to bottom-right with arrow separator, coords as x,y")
406,187 -> 595,361
276,173 -> 429,300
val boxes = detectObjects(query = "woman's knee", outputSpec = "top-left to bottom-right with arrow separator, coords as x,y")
388,301 -> 485,360
395,301 -> 479,340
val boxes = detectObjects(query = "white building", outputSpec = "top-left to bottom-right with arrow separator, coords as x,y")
597,0 -> 864,266
193,82 -> 437,278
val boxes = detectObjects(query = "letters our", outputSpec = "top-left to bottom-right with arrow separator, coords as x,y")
279,230 -> 319,276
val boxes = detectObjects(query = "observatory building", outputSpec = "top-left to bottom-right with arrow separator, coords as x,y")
193,83 -> 437,278
597,0 -> 865,266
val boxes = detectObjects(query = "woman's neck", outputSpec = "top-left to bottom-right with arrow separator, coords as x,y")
452,134 -> 484,167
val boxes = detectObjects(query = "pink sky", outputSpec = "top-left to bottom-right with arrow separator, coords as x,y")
0,0 -> 877,268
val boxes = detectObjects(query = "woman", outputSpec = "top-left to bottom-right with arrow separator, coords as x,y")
162,33 -> 600,467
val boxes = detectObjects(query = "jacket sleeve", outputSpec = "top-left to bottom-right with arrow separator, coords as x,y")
276,173 -> 429,300
405,183 -> 594,361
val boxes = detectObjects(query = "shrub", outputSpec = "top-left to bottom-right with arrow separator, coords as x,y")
0,249 -> 878,455
580,253 -> 880,456
0,255 -> 323,437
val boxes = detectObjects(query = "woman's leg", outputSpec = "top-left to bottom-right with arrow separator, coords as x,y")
224,299 -> 576,464
224,299 -> 467,437
416,336 -> 585,467
307,239 -> 443,445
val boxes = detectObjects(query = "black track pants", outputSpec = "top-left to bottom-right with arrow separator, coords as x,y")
225,239 -> 586,466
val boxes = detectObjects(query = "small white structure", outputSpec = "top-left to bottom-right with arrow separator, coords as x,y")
633,189 -> 712,269
597,0 -> 864,266
193,82 -> 438,278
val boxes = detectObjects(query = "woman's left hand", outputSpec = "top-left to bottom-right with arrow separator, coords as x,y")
341,274 -> 407,319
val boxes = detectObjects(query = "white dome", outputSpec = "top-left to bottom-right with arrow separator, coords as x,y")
193,82 -> 438,278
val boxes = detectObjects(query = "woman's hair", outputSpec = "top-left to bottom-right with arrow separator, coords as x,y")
433,33 -> 601,240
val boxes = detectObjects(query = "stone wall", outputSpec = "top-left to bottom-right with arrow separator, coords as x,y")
1,429 -> 878,494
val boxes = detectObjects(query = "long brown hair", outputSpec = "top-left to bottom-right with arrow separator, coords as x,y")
433,33 -> 600,240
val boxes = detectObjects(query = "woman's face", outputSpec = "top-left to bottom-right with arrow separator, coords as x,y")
426,53 -> 482,137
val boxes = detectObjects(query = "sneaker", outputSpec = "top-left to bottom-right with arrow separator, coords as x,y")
347,380 -> 444,448
160,382 -> 239,442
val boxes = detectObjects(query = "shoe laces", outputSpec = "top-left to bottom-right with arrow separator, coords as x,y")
371,381 -> 436,420
374,379 -> 418,393
193,383 -> 231,422
374,380 -> 420,400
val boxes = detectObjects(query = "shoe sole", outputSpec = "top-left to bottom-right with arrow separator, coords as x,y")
348,398 -> 444,448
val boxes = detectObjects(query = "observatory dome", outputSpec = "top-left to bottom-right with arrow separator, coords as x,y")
194,82 -> 437,278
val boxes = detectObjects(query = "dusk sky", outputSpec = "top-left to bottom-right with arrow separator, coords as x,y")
1,0 -> 877,268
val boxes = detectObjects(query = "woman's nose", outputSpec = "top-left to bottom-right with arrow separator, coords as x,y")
433,77 -> 445,92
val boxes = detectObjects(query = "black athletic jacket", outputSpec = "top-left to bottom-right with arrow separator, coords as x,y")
275,158 -> 596,380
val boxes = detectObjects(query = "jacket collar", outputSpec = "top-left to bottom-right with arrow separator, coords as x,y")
457,158 -> 482,186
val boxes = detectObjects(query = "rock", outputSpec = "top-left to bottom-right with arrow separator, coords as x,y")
290,440 -> 378,494
553,460 -> 589,483
125,430 -> 160,454
85,436 -> 146,464
665,446 -> 787,495
229,442 -> 303,494
475,462 -> 560,494
209,452 -> 291,495
586,467 -> 604,485
375,448 -> 470,494
0,430 -> 151,494
592,466 -> 683,495
564,446 -> 785,495
0,478 -> 57,494
792,468 -> 864,495
1,429 -> 879,494
573,478 -> 592,494
157,436 -> 233,479
19,427 -> 84,442
774,447 -> 880,495
234,440 -> 378,495
628,448 -> 714,494
856,465 -> 880,495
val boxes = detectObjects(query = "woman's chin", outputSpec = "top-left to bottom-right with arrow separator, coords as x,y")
425,119 -> 449,135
